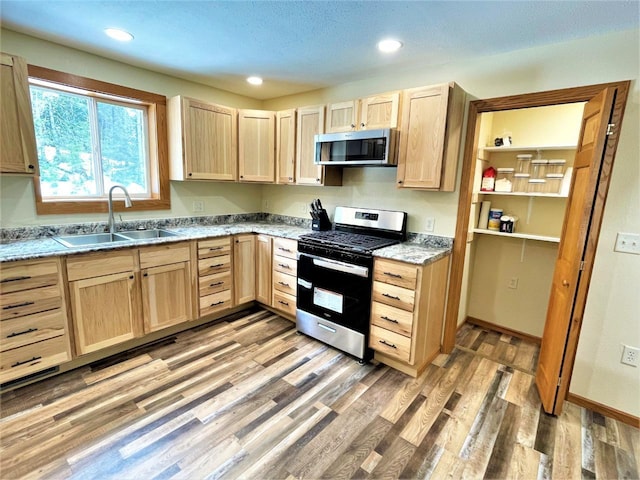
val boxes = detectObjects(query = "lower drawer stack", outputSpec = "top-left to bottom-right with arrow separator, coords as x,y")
197,237 -> 233,317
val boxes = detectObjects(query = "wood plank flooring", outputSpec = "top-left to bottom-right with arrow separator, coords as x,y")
1,308 -> 638,479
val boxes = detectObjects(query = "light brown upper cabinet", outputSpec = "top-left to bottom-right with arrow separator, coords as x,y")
296,105 -> 342,186
396,83 -> 465,191
238,109 -> 275,183
325,92 -> 401,133
276,109 -> 296,184
168,95 -> 237,181
0,53 -> 38,174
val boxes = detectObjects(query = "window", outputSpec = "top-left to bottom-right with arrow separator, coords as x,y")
27,66 -> 170,214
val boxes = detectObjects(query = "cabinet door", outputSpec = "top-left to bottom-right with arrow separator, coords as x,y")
256,234 -> 272,305
142,261 -> 193,333
276,109 -> 296,184
0,53 -> 37,174
397,83 -> 465,191
325,100 -> 357,133
295,105 -> 325,185
233,234 -> 256,305
238,109 -> 275,183
360,92 -> 401,130
69,271 -> 141,355
181,97 -> 237,181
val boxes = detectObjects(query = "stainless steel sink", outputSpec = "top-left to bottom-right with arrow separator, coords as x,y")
53,233 -> 130,248
117,229 -> 179,240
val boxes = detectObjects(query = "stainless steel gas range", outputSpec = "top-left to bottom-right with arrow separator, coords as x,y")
296,206 -> 407,361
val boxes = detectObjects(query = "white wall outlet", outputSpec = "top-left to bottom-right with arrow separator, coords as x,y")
508,277 -> 519,289
263,199 -> 270,210
621,345 -> 639,367
301,204 -> 308,215
425,217 -> 435,232
614,232 -> 640,255
192,200 -> 204,213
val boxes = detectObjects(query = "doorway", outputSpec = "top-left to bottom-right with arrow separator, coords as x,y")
443,81 -> 631,415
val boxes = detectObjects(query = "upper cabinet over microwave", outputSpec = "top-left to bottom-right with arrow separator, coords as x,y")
315,129 -> 398,167
325,92 -> 401,133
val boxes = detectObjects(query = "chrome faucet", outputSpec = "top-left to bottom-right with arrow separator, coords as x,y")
107,185 -> 133,234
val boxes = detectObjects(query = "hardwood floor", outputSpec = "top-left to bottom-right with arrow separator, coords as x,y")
1,308 -> 638,479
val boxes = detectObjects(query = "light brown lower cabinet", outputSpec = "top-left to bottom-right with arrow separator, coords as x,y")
197,236 -> 233,317
370,255 -> 450,377
271,237 -> 298,319
256,235 -> 273,305
234,234 -> 256,305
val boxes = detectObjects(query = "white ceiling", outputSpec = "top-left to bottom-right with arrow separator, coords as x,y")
1,1 -> 638,100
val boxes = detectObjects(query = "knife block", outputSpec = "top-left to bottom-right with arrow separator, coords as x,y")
312,209 -> 332,231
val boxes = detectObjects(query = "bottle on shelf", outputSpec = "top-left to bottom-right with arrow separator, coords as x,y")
481,166 -> 497,192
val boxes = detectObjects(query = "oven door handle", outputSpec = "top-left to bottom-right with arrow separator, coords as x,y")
311,257 -> 369,278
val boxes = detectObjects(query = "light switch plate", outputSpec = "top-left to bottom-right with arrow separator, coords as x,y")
192,200 -> 204,213
614,233 -> 640,255
425,217 -> 435,232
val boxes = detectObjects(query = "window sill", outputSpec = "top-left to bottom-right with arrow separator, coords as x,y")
35,198 -> 171,215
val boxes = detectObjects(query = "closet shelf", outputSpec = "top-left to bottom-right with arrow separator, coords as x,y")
473,228 -> 560,243
480,144 -> 577,153
475,190 -> 569,198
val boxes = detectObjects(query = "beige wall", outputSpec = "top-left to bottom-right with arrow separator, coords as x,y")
0,26 -> 638,416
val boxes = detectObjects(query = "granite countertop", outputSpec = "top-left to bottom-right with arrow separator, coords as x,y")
0,219 -> 452,266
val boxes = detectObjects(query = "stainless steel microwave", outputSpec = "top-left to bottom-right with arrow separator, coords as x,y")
314,128 -> 398,166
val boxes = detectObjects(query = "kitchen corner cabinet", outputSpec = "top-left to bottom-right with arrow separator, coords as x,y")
0,258 -> 72,384
167,95 -> 237,181
234,234 -> 256,305
0,52 -> 38,174
272,237 -> 298,319
296,105 -> 342,186
197,237 -> 233,317
256,235 -> 273,305
326,92 -> 401,133
396,82 -> 465,191
238,109 -> 275,183
140,242 -> 195,333
67,250 -> 142,355
276,109 -> 296,184
370,256 -> 449,377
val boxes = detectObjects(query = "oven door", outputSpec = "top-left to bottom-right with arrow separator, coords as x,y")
296,252 -> 372,333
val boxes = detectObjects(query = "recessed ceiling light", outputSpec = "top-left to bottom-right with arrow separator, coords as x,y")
377,39 -> 403,53
104,28 -> 134,42
247,76 -> 263,86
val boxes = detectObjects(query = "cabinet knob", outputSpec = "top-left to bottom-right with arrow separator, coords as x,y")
562,280 -> 570,287
398,180 -> 403,184
28,164 -> 35,170
143,273 -> 148,277
188,172 -> 193,177
350,124 -> 355,128
361,123 -> 365,128
316,178 -> 320,182
129,275 -> 134,279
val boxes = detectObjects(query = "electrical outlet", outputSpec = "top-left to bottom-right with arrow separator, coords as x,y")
263,199 -> 270,210
614,233 -> 640,255
621,345 -> 639,367
301,204 -> 308,214
508,277 -> 519,289
425,217 -> 435,232
192,200 -> 204,213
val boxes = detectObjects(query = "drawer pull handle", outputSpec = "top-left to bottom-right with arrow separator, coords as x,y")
210,301 -> 225,307
210,263 -> 224,268
383,272 -> 402,278
278,300 -> 289,306
2,301 -> 35,310
7,328 -> 38,338
277,281 -> 290,287
278,264 -> 290,269
381,316 -> 399,324
382,293 -> 400,301
11,356 -> 42,368
209,281 -> 224,287
208,247 -> 223,251
278,247 -> 292,253
1,275 -> 32,284
379,339 -> 397,349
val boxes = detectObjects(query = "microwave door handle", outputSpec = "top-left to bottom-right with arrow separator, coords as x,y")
312,258 -> 369,278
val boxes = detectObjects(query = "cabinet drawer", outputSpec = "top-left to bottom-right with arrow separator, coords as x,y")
139,242 -> 191,269
273,238 -> 297,259
273,291 -> 296,317
67,250 -> 136,281
199,290 -> 232,317
372,281 -> 415,312
273,255 -> 297,276
1,309 -> 66,352
199,271 -> 232,297
198,255 -> 231,276
369,324 -> 411,362
273,270 -> 296,296
198,237 -> 231,259
373,258 -> 418,290
371,301 -> 414,337
1,285 -> 62,321
0,259 -> 59,294
0,335 -> 70,385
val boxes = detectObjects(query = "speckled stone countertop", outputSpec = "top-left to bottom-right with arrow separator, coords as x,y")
0,216 -> 452,265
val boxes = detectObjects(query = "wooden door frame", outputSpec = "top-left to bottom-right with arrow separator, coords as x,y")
443,81 -> 631,402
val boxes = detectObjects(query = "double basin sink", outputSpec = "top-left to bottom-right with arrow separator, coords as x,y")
54,229 -> 180,248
